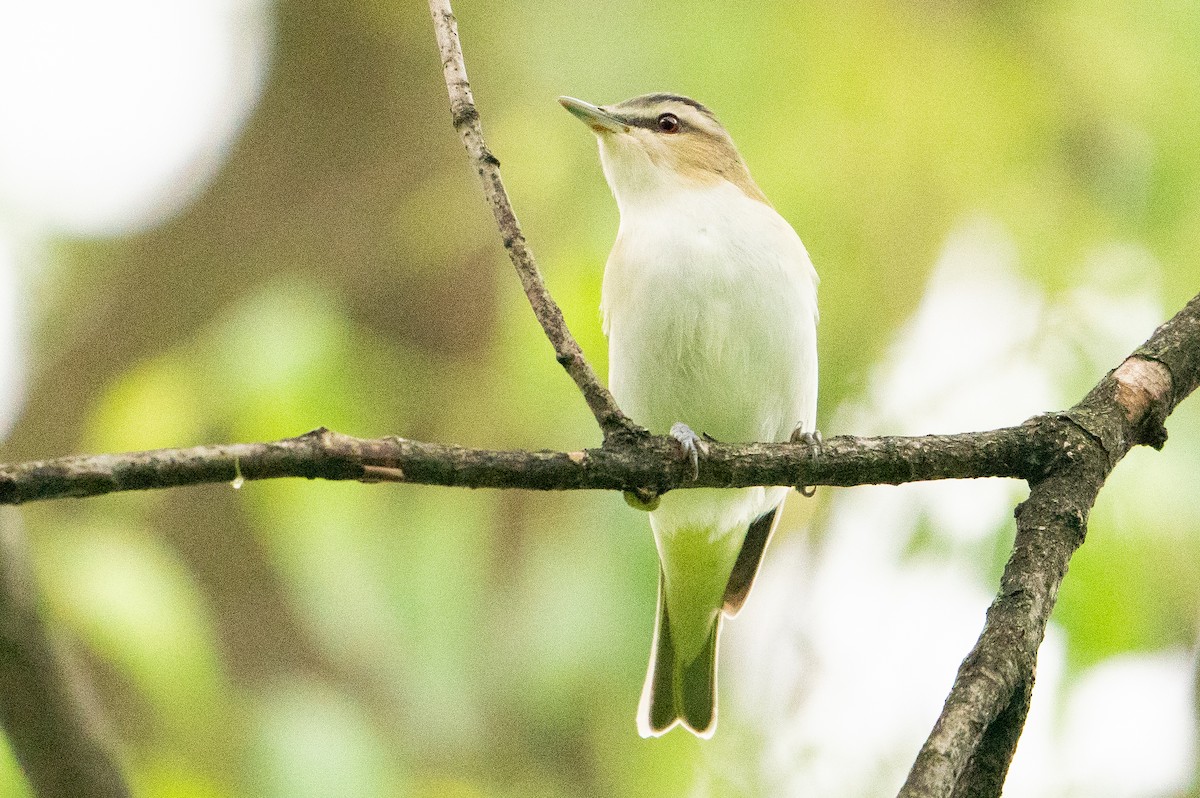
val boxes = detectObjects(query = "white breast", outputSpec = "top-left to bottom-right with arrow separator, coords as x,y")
602,181 -> 817,441
601,180 -> 818,534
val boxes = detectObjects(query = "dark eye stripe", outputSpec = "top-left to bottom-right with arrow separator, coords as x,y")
619,114 -> 660,130
619,113 -> 686,131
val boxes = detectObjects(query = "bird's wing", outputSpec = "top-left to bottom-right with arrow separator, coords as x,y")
721,504 -> 783,616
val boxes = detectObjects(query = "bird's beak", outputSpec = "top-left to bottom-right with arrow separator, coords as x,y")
558,96 -> 627,134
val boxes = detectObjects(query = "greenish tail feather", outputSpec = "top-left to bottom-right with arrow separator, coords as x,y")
647,591 -> 678,733
678,621 -> 718,735
641,574 -> 720,738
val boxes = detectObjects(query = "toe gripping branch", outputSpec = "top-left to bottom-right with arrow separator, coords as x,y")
670,422 -> 711,482
622,423 -> 710,512
625,423 -> 823,507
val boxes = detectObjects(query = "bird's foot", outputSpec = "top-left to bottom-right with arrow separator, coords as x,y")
670,422 -> 710,481
790,426 -> 823,450
790,426 -> 823,497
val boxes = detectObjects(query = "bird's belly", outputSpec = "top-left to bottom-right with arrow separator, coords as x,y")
602,188 -> 818,537
607,262 -> 814,445
605,255 -> 815,536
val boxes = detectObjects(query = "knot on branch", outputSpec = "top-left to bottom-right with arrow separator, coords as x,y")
451,100 -> 478,131
600,420 -> 652,450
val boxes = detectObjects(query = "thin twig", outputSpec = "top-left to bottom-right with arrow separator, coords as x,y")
427,0 -> 641,442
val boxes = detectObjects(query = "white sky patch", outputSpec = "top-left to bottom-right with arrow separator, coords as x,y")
1050,243 -> 1166,380
834,216 -> 1055,548
725,493 -> 996,796
858,215 -> 1058,434
0,0 -> 271,235
1058,650 -> 1197,797
1008,649 -> 1198,798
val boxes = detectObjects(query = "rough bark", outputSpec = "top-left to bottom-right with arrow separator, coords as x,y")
899,297 -> 1200,796
0,426 -> 1040,505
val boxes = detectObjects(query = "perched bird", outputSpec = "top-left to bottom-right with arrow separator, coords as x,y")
560,93 -> 819,738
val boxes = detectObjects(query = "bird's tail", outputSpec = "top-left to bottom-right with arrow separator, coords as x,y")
636,570 -> 721,738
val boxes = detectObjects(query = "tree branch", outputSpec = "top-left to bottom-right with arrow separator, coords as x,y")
0,426 -> 1040,506
899,291 -> 1200,798
427,0 -> 641,443
1,301 -> 1188,797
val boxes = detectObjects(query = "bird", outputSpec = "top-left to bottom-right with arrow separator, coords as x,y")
559,93 -> 819,738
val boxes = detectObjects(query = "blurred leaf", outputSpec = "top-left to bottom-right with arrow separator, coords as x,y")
249,682 -> 407,798
0,735 -> 34,798
86,355 -> 206,452
132,757 -> 234,798
34,520 -> 227,733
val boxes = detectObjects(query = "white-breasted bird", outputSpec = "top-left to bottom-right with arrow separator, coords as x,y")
560,93 -> 819,738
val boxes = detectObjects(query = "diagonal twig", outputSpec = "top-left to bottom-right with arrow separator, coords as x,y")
427,0 -> 641,443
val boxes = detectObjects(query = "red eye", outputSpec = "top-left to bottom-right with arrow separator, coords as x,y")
657,113 -> 680,133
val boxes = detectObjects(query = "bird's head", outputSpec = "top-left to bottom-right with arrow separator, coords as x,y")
559,93 -> 766,208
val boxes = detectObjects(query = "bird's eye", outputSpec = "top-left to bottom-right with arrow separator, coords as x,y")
657,113 -> 680,133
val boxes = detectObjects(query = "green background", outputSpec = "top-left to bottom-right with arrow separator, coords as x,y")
1,0 -> 1199,795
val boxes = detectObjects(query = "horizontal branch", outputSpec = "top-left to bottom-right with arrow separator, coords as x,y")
0,425 -> 1042,506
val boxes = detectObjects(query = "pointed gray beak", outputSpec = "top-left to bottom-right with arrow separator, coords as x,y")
558,96 -> 627,134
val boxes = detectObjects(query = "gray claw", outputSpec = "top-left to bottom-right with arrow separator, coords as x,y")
670,422 -> 709,481
790,427 -> 823,453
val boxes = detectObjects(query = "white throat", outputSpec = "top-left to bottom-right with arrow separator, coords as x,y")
597,136 -> 717,214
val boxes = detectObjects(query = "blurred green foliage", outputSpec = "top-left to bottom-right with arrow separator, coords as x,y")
2,0 -> 1199,795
